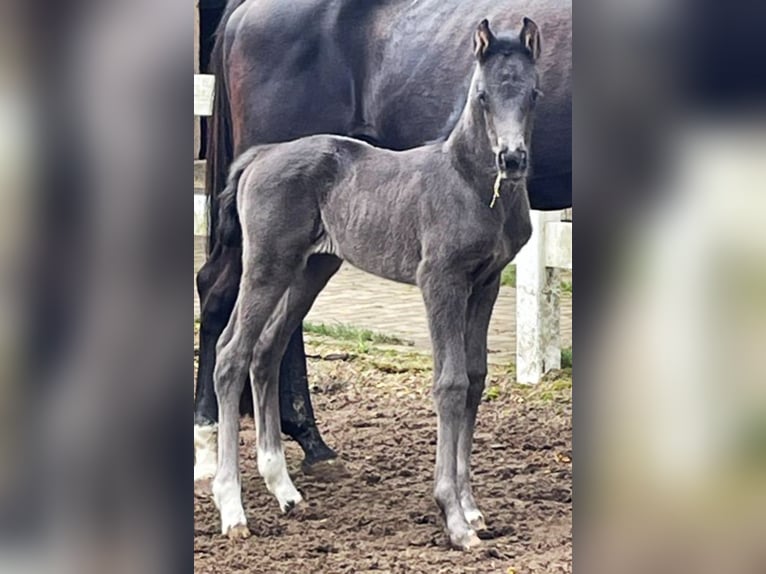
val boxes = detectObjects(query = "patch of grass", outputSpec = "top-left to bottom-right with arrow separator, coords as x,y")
561,347 -> 572,369
501,264 -> 516,287
303,321 -> 410,347
303,337 -> 571,407
513,373 -> 572,404
561,280 -> 572,294
484,385 -> 502,401
355,339 -> 371,355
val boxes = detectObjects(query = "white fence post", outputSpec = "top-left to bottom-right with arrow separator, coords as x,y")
194,74 -> 215,236
515,210 -> 570,384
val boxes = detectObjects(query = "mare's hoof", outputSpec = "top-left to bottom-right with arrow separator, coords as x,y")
225,523 -> 251,540
301,458 -> 350,482
194,476 -> 214,498
452,530 -> 482,551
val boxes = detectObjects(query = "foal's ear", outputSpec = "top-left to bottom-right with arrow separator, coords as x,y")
473,19 -> 495,60
519,17 -> 542,61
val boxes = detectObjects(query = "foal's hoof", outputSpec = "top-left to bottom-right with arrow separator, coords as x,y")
280,496 -> 305,515
301,458 -> 350,482
194,476 -> 214,498
224,523 -> 251,540
465,511 -> 487,532
452,530 -> 482,551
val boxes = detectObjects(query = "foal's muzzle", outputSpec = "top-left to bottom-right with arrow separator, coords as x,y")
496,146 -> 528,176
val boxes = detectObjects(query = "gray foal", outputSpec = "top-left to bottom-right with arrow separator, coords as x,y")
212,17 -> 543,550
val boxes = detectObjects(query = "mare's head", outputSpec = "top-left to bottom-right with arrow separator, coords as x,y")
471,17 -> 543,180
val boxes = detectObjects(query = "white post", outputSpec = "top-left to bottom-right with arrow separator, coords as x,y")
194,0 -> 200,158
515,210 -> 563,384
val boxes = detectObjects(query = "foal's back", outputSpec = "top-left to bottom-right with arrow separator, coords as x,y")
239,134 -> 497,285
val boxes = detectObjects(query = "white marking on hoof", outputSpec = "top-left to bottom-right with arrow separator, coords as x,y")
464,509 -> 487,531
257,448 -> 303,512
212,475 -> 247,537
452,529 -> 481,551
225,523 -> 251,540
194,424 -> 218,482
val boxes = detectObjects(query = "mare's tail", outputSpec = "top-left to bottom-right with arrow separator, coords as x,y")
204,0 -> 249,253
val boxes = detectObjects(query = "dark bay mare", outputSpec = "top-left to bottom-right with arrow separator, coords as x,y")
195,0 -> 571,485
213,18 -> 542,550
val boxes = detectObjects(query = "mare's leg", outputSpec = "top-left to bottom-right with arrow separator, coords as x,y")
458,275 -> 501,531
418,262 -> 480,550
194,244 -> 240,489
279,329 -> 340,474
250,254 -> 342,511
212,249 -> 303,538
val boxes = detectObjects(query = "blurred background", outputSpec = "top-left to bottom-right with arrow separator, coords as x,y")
576,0 -> 766,572
0,0 -> 764,572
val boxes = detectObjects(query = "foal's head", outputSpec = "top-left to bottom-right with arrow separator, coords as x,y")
471,17 -> 543,180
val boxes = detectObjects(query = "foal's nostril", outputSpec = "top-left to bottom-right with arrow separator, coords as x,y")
517,149 -> 528,170
496,146 -> 509,171
504,149 -> 527,172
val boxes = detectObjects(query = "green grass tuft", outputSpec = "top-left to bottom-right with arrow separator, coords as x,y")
561,347 -> 572,369
501,265 -> 516,287
303,321 -> 410,346
484,385 -> 502,401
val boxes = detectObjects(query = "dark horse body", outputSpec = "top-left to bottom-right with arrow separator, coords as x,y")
194,0 -> 571,481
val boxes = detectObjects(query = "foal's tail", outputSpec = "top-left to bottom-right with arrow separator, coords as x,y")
216,147 -> 261,247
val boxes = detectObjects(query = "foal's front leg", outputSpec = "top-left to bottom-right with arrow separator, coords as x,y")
419,264 -> 480,550
459,276 -> 501,531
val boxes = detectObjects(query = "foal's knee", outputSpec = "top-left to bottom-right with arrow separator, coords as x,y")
433,374 -> 470,409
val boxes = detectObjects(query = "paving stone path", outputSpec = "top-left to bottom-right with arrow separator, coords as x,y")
194,236 -> 571,365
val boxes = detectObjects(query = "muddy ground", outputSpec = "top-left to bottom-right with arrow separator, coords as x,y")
194,337 -> 572,573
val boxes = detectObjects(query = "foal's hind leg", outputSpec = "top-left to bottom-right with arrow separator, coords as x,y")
194,244 -> 241,491
418,262 -> 479,550
212,259 -> 299,538
458,276 -> 501,531
249,255 -> 342,512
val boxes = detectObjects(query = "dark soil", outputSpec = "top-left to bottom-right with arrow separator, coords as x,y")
194,344 -> 572,573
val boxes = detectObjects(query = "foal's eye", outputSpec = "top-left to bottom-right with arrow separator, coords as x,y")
531,88 -> 544,103
477,91 -> 488,106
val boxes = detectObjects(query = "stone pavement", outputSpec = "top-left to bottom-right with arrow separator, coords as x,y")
194,236 -> 572,365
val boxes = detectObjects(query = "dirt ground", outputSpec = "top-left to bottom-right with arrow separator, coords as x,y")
194,337 -> 572,573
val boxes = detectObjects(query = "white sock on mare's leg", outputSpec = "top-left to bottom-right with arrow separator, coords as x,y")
257,447 -> 303,512
194,423 -> 218,481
